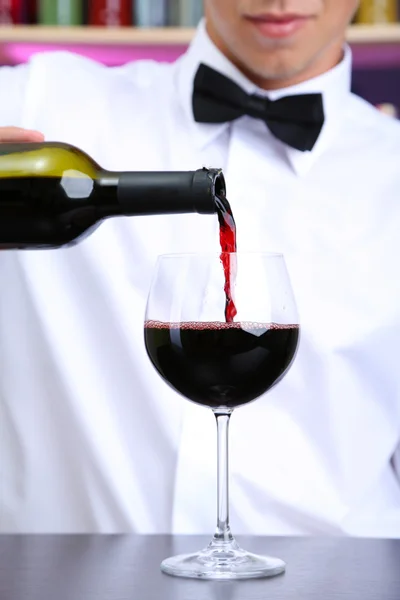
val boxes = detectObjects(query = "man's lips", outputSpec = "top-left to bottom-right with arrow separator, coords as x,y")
244,13 -> 313,38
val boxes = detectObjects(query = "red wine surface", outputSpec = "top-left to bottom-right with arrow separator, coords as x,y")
144,321 -> 299,409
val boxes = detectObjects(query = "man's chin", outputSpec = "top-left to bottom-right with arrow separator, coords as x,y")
242,59 -> 309,86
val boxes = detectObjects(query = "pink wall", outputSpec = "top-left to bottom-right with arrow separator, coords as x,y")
0,42 -> 185,66
0,41 -> 399,69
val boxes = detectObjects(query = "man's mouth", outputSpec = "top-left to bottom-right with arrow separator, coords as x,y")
244,13 -> 313,38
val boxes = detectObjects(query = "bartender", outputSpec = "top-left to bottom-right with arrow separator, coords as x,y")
0,0 -> 399,536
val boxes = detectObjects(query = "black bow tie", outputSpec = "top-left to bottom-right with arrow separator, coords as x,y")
192,64 -> 325,152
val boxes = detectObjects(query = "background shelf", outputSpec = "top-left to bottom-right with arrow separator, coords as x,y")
0,23 -> 397,115
0,24 -> 399,69
0,24 -> 399,45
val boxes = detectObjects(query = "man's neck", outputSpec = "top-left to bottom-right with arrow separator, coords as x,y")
205,22 -> 345,91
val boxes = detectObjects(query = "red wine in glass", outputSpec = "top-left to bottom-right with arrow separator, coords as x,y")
144,321 -> 299,409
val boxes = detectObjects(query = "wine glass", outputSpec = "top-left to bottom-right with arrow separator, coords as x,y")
144,252 -> 300,580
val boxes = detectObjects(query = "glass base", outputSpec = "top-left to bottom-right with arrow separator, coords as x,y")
161,538 -> 286,580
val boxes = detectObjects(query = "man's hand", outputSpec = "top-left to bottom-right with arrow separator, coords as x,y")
0,127 -> 44,142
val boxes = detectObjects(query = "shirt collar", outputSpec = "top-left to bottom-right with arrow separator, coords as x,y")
176,19 -> 352,176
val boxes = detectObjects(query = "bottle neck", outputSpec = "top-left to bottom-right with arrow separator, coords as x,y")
94,171 -> 124,218
94,169 -> 218,218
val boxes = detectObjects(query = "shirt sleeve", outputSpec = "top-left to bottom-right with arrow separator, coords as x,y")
0,63 -> 30,128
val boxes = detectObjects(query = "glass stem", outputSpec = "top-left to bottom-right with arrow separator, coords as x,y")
213,411 -> 234,544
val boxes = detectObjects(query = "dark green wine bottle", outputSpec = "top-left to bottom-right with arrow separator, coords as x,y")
0,142 -> 225,250
38,0 -> 83,25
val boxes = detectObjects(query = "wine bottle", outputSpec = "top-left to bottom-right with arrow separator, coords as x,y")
357,0 -> 397,23
167,0 -> 179,25
134,0 -> 167,27
0,142 -> 225,250
376,103 -> 398,118
23,0 -> 38,25
26,0 -> 36,23
178,0 -> 204,26
88,0 -> 132,26
38,0 -> 83,25
0,0 -> 25,23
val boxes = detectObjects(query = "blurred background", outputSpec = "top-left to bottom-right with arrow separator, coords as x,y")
0,0 -> 399,118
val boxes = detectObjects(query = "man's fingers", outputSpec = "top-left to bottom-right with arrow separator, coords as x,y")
0,127 -> 45,143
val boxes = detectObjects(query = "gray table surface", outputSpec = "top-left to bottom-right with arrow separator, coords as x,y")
0,535 -> 399,599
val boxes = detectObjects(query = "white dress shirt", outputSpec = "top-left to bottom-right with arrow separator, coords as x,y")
0,21 -> 400,537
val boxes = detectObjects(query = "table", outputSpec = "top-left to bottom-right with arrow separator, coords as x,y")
0,535 -> 399,599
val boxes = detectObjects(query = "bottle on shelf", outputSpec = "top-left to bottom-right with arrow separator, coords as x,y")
357,0 -> 398,23
38,0 -> 83,25
0,0 -> 27,24
26,0 -> 36,23
0,141 -> 225,249
177,0 -> 204,26
88,0 -> 132,27
167,0 -> 179,26
376,103 -> 399,118
134,0 -> 167,27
